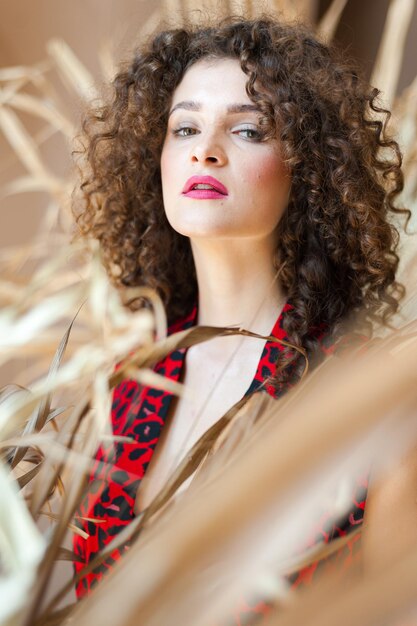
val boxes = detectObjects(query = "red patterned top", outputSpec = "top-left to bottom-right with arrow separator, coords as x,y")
73,302 -> 367,621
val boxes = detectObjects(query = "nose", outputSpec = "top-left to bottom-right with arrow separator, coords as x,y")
190,132 -> 228,166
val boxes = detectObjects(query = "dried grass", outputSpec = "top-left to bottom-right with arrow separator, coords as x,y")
371,0 -> 416,110
0,1 -> 416,626
316,0 -> 349,42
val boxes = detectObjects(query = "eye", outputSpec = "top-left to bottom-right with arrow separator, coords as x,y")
172,126 -> 198,137
234,127 -> 264,141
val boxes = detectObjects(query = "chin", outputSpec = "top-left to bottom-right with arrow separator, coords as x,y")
174,225 -> 244,240
166,216 -> 236,239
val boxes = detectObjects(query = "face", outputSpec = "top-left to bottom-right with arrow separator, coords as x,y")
160,58 -> 291,241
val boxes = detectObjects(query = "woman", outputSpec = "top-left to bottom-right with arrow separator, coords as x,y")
72,15 -> 411,620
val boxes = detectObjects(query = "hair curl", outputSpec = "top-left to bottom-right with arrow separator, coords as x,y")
72,16 -> 410,383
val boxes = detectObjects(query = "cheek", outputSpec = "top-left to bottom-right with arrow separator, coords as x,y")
160,145 -> 172,187
160,146 -> 177,223
246,153 -> 288,190
243,153 -> 291,230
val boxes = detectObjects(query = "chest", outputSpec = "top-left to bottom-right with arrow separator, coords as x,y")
135,339 -> 267,511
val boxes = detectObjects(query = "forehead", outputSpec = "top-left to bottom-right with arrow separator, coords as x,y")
170,58 -> 252,108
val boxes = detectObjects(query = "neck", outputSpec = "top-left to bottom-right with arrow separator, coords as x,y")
190,235 -> 286,336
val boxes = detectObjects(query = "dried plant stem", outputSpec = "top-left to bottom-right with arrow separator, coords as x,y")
61,331 -> 417,626
46,39 -> 98,102
267,544 -> 417,626
0,106 -> 57,181
371,0 -> 416,108
317,0 -> 349,42
37,512 -> 146,622
21,400 -> 93,626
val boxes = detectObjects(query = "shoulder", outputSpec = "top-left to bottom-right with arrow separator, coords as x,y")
110,305 -> 197,428
316,328 -> 370,358
283,301 -> 369,360
167,304 -> 198,335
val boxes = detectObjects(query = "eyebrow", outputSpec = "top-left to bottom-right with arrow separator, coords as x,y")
169,100 -> 262,116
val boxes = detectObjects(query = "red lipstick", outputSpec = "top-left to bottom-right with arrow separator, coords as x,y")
182,175 -> 228,199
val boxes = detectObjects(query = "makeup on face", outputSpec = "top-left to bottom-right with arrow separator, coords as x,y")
160,58 -> 291,240
182,175 -> 229,199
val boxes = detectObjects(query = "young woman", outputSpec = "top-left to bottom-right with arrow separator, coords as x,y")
71,15 -> 411,621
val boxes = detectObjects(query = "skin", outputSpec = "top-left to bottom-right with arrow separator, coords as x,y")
160,57 -> 291,333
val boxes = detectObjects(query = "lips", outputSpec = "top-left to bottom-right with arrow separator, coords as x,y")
182,175 -> 228,197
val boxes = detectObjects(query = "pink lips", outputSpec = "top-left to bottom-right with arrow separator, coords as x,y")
182,175 -> 228,199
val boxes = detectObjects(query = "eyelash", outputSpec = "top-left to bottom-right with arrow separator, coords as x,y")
171,126 -> 264,141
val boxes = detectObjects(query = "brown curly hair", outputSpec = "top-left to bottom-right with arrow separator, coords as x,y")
72,15 -> 410,379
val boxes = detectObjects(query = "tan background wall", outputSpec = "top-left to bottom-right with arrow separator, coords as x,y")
0,0 -> 158,250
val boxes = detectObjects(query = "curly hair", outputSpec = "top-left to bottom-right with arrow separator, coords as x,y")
72,15 -> 410,382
